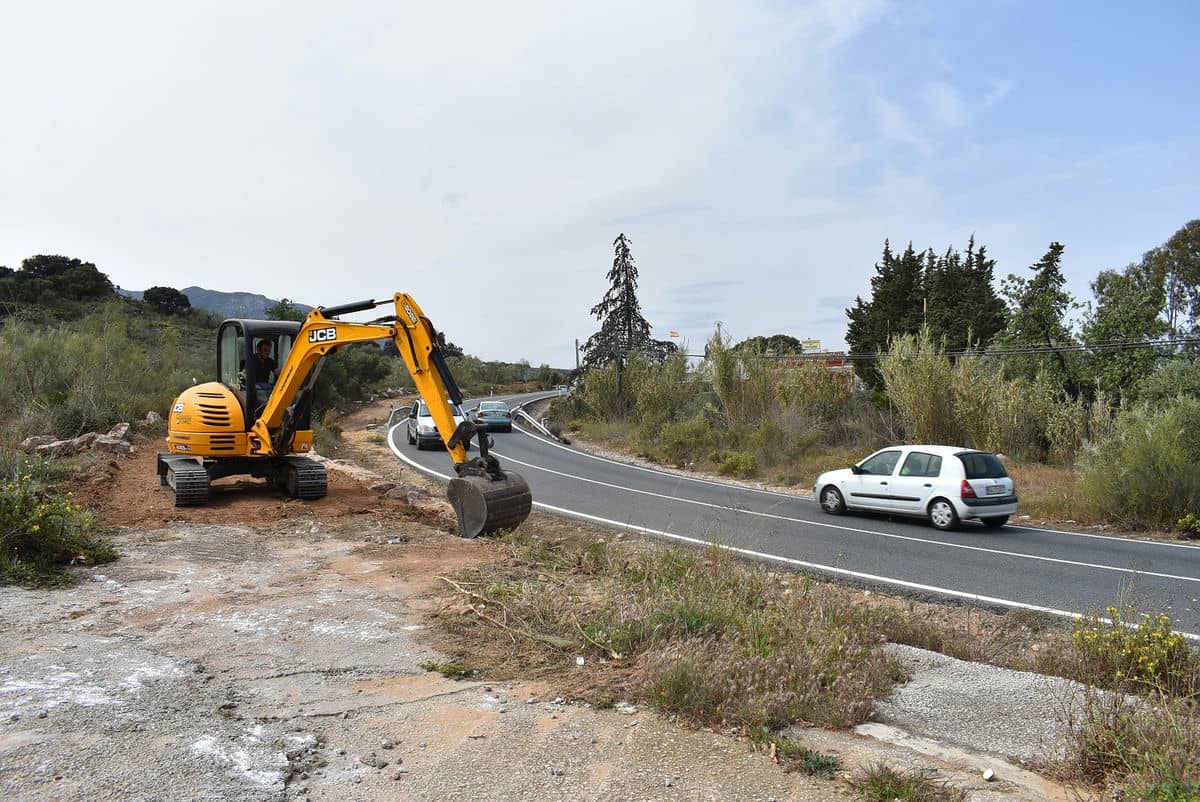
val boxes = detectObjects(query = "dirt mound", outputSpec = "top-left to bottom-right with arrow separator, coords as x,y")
77,437 -> 451,530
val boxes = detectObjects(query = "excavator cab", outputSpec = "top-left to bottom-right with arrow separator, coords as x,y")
216,320 -> 302,424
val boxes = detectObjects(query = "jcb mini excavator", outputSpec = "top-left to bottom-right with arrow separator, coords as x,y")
156,293 -> 532,538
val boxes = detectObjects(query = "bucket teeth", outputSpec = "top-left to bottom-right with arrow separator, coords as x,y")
447,473 -> 532,538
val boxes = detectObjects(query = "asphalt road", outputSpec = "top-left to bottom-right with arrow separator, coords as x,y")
389,391 -> 1200,636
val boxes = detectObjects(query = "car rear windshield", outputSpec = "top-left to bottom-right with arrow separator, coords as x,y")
957,452 -> 1007,479
480,402 -> 508,410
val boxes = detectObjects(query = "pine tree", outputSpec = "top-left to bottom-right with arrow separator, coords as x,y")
581,233 -> 672,371
926,236 -> 1006,352
845,241 -> 926,388
998,242 -> 1080,390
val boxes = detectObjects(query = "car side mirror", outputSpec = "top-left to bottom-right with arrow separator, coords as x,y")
409,410 -> 417,419
850,465 -> 863,475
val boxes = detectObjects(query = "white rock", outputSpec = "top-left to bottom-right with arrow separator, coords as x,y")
983,768 -> 995,781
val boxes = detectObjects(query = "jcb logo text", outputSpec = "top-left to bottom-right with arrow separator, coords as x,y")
308,327 -> 337,343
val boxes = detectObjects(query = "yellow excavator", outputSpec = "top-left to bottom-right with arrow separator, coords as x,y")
156,293 -> 532,538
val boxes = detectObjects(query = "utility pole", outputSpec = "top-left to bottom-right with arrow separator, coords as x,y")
575,338 -> 580,373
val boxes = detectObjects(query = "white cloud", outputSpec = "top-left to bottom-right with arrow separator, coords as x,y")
876,98 -> 932,155
0,0 -> 978,363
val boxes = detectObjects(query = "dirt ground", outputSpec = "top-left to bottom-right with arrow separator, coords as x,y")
0,401 -> 1074,801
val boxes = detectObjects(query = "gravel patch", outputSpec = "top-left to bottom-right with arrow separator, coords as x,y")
873,643 -> 1083,763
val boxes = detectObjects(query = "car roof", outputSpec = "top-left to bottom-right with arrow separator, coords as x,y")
877,445 -> 991,457
479,400 -> 508,407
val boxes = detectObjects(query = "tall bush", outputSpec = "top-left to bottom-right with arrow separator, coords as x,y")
879,328 -> 956,444
1079,398 -> 1200,528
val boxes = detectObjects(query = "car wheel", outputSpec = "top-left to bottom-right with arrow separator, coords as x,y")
407,426 -> 415,445
820,486 -> 846,515
928,498 -> 960,531
982,515 -> 1009,529
504,425 -> 512,433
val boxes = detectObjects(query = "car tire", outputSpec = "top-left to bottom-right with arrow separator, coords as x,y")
820,486 -> 846,515
928,498 -> 960,531
982,515 -> 1009,529
504,426 -> 512,433
407,426 -> 415,445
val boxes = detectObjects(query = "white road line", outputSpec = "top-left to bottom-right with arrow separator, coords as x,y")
511,405 -> 1200,553
490,448 -> 1200,585
385,424 -> 1200,640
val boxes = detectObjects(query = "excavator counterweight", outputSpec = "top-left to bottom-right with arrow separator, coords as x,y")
157,293 -> 533,537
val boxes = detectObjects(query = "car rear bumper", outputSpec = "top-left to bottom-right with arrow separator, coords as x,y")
477,419 -> 512,430
956,495 -> 1018,518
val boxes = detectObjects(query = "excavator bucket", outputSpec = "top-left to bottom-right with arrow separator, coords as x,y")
447,472 -> 533,538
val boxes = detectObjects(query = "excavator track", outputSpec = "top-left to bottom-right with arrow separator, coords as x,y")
283,456 -> 327,500
159,456 -> 210,507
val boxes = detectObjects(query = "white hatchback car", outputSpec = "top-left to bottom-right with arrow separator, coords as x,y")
813,445 -> 1017,530
405,400 -> 470,450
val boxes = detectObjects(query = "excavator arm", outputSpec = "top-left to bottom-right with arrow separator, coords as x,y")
247,292 -> 531,537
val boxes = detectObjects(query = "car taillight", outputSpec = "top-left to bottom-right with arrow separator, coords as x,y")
960,480 -> 976,499
505,412 -> 511,418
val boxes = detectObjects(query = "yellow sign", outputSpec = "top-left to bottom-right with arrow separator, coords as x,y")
669,330 -> 681,338
801,339 -> 821,351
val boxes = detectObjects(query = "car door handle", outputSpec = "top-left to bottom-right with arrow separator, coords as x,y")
879,481 -> 888,485
923,483 -> 932,487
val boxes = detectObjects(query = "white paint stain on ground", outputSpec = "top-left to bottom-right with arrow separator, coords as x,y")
190,728 -> 288,789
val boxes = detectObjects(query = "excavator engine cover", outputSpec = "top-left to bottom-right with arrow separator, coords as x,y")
447,472 -> 532,538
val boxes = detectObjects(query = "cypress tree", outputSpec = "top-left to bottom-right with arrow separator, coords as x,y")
581,233 -> 672,370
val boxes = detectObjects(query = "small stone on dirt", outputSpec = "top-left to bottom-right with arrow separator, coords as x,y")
360,752 -> 388,769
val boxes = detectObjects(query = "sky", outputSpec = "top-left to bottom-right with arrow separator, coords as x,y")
2,0 -> 1197,367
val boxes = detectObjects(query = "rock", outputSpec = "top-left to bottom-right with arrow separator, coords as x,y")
359,753 -> 388,769
983,768 -> 996,782
106,422 -> 131,439
369,481 -> 397,493
392,768 -> 409,779
549,767 -> 563,777
614,702 -> 638,715
93,435 -> 133,456
35,433 -> 98,457
17,435 -> 57,453
145,411 -> 162,425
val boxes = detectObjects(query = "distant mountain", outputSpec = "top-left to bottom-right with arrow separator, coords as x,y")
115,286 -> 312,319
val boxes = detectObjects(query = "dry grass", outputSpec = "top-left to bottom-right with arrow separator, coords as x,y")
852,763 -> 965,802
428,527 -> 904,733
1004,461 -> 1099,524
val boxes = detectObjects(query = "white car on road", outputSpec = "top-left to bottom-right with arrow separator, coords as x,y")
814,445 -> 1017,530
405,400 -> 470,450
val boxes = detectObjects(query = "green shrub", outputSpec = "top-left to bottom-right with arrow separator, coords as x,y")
656,416 -> 720,464
0,473 -> 115,585
1176,514 -> 1200,539
1137,358 -> 1200,409
1079,398 -> 1200,528
716,451 -> 757,478
1071,606 -> 1197,696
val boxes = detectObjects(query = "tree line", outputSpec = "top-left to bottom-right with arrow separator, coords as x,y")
844,220 -> 1200,398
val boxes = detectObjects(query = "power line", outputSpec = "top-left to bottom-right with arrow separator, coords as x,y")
679,335 -> 1200,362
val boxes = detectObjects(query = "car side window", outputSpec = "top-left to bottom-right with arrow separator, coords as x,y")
860,450 -> 901,476
900,452 -> 943,478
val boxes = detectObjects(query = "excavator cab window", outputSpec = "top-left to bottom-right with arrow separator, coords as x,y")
216,321 -> 298,425
218,323 -> 244,390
